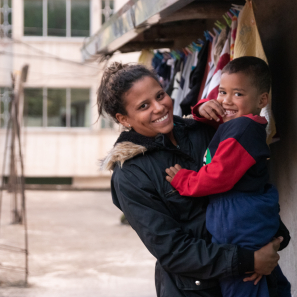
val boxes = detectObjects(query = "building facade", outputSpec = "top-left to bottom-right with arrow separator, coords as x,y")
0,0 -> 139,188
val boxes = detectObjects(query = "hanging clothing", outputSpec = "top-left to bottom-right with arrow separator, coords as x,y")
152,51 -> 163,69
230,16 -> 238,61
234,0 -> 276,144
213,27 -> 228,67
166,58 -> 182,96
201,33 -> 218,99
138,49 -> 154,69
197,41 -> 213,101
171,71 -> 181,102
173,53 -> 197,116
206,33 -> 230,100
180,41 -> 209,116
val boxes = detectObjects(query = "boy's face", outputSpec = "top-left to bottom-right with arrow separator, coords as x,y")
217,72 -> 268,123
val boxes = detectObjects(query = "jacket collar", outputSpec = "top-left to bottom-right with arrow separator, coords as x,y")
101,116 -> 195,171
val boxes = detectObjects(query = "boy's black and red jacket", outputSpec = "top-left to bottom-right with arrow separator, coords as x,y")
171,114 -> 270,197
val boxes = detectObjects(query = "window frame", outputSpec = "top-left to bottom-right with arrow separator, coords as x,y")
0,0 -> 12,38
0,86 -> 12,129
101,0 -> 114,25
23,87 -> 92,129
23,0 -> 91,38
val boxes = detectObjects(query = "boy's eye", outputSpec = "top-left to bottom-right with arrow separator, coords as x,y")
140,103 -> 148,109
157,92 -> 165,100
235,92 -> 242,97
219,91 -> 226,95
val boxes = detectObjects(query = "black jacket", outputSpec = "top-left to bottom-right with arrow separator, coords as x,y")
105,116 -> 290,297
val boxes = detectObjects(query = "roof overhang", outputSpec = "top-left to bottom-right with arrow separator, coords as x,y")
81,0 -> 244,61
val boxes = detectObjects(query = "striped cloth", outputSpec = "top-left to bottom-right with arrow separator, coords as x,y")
206,33 -> 231,100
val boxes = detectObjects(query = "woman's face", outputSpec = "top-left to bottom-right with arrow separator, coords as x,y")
116,76 -> 174,137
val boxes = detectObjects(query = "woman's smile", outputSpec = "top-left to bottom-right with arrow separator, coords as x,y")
153,113 -> 169,124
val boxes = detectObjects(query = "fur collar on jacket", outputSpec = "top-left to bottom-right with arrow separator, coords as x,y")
101,129 -> 160,171
101,115 -> 194,171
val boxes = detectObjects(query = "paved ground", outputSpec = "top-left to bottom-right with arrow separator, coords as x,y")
0,190 -> 156,297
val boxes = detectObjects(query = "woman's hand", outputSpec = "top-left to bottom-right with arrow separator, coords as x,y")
166,164 -> 182,183
198,99 -> 226,122
253,237 -> 283,275
243,273 -> 263,285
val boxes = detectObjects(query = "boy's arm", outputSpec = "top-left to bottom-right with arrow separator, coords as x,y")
171,118 -> 269,197
171,137 -> 256,197
192,99 -> 225,128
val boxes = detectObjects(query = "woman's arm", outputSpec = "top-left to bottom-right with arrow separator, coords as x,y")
111,164 -> 280,280
275,217 -> 291,251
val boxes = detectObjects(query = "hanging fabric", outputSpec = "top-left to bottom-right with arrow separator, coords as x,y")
201,32 -> 218,99
180,41 -> 209,116
213,27 -> 228,67
230,15 -> 238,60
206,32 -> 231,100
234,0 -> 276,144
197,40 -> 213,101
138,49 -> 154,69
166,58 -> 183,97
173,52 -> 197,116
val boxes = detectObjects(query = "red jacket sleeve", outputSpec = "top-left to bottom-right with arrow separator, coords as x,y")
171,138 -> 256,197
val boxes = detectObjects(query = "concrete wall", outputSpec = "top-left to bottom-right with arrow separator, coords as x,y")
254,0 -> 297,294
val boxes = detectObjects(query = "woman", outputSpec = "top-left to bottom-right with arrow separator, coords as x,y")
99,62 -> 289,297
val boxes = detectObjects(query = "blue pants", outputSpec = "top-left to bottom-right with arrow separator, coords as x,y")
207,184 -> 280,297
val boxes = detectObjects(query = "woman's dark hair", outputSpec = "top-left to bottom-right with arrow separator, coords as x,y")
222,56 -> 271,94
97,62 -> 160,123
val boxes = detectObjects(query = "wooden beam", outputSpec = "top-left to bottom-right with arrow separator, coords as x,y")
118,41 -> 175,53
142,20 -> 206,40
160,1 -> 242,23
118,20 -> 206,52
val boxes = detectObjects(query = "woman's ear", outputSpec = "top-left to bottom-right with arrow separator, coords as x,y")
116,113 -> 130,128
258,93 -> 269,109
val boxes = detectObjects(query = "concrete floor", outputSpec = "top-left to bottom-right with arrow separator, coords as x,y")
0,190 -> 156,297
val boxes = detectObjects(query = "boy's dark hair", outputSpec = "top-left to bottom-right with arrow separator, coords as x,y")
222,56 -> 271,93
97,62 -> 160,123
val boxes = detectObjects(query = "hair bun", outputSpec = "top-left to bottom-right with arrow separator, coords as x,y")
106,62 -> 126,76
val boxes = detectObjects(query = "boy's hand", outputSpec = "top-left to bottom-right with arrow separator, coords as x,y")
198,99 -> 226,122
166,164 -> 182,183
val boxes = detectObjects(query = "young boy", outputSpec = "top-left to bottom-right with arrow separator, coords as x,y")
165,57 -> 290,297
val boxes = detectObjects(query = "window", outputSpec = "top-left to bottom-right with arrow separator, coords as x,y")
23,87 -> 90,127
101,0 -> 114,24
0,87 -> 11,128
0,0 -> 12,38
24,0 -> 90,37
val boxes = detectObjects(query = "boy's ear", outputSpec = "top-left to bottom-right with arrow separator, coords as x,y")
258,93 -> 269,109
116,113 -> 130,128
